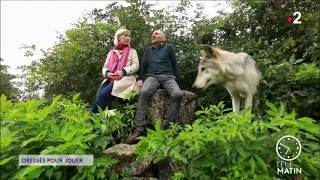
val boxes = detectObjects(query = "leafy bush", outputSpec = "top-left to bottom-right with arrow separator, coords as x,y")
110,91 -> 139,143
0,93 -> 135,180
15,0 -> 320,121
135,102 -> 320,180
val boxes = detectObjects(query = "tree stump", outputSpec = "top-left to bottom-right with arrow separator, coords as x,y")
147,89 -> 197,125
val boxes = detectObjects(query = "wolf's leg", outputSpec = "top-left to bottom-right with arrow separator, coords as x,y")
244,94 -> 253,113
227,89 -> 240,113
232,95 -> 241,113
230,94 -> 240,123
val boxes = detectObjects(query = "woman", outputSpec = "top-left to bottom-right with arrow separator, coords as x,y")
91,28 -> 140,114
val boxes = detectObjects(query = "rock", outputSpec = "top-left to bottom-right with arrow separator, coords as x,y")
157,158 -> 172,180
147,89 -> 196,125
103,143 -> 153,176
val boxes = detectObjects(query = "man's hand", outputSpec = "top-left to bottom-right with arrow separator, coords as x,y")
136,80 -> 143,87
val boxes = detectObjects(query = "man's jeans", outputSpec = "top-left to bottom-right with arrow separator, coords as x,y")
134,75 -> 183,132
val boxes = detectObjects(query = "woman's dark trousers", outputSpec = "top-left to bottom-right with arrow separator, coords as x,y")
91,81 -> 114,113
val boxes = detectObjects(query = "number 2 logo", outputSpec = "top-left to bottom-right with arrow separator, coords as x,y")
293,12 -> 301,24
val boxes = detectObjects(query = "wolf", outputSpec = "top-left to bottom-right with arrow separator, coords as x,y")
192,46 -> 262,113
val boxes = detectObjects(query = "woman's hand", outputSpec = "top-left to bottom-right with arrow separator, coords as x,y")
105,71 -> 123,81
114,71 -> 124,80
107,73 -> 115,79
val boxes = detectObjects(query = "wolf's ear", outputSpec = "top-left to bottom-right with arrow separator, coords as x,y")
211,48 -> 221,59
201,46 -> 221,59
202,45 -> 213,57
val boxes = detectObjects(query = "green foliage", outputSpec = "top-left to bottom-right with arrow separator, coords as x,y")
0,93 -> 135,180
0,58 -> 20,101
8,0 -> 320,177
202,0 -> 320,119
16,0 -> 319,121
2,0 -> 319,179
111,91 -> 139,143
17,44 -> 45,101
135,102 -> 320,180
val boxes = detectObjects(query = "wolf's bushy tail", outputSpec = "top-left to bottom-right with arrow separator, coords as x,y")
245,55 -> 262,95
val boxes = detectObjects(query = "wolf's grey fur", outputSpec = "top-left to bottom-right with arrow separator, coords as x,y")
192,47 -> 262,113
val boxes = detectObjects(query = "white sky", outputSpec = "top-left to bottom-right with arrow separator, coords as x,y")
1,0 -> 230,75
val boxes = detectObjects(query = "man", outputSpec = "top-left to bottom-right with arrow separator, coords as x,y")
126,30 -> 183,144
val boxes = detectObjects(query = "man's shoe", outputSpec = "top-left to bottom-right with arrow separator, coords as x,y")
126,129 -> 145,144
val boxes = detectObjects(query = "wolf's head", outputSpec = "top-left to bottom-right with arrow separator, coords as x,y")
192,46 -> 228,90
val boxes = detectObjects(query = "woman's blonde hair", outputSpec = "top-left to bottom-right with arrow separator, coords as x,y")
114,28 -> 131,46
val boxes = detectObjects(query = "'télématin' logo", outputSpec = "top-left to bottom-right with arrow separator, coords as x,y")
276,135 -> 302,175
